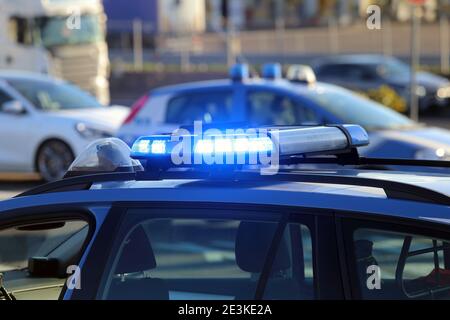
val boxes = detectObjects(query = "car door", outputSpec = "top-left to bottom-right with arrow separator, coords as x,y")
0,83 -> 36,172
338,213 -> 450,300
77,202 -> 342,300
0,206 -> 97,300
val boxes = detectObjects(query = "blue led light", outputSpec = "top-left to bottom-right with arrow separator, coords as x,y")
194,136 -> 274,155
214,139 -> 233,153
131,136 -> 171,158
233,138 -> 250,153
151,140 -> 167,154
195,140 -> 214,154
134,139 -> 151,154
249,137 -> 274,152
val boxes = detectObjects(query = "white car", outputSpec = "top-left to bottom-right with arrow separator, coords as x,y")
0,72 -> 129,181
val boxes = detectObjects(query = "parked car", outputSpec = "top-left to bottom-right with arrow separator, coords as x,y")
118,64 -> 450,163
0,71 -> 129,181
312,54 -> 450,113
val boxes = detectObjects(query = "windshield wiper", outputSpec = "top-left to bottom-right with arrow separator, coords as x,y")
0,273 -> 16,300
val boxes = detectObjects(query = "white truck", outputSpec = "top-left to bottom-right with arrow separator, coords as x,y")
0,0 -> 110,104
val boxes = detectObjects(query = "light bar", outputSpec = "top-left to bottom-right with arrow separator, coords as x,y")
130,125 -> 370,164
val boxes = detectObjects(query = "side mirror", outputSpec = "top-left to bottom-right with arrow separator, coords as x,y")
2,100 -> 26,115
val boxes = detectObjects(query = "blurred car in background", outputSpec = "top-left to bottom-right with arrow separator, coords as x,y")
312,54 -> 450,113
0,72 -> 129,181
118,64 -> 450,163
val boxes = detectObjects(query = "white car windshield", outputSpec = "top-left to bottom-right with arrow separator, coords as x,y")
35,14 -> 102,48
7,78 -> 104,111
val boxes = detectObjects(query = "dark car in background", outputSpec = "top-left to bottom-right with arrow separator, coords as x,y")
313,55 -> 450,113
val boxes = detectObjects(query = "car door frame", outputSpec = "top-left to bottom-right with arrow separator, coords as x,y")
335,207 -> 450,300
74,201 -> 345,300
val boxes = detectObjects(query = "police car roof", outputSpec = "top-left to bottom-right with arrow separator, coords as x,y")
90,168 -> 450,198
150,77 -> 323,96
3,167 -> 450,227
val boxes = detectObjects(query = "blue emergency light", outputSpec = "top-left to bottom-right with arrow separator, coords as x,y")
130,125 -> 370,165
230,63 -> 250,82
262,63 -> 282,80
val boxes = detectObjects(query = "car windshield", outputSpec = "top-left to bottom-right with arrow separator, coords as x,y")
304,86 -> 415,130
35,14 -> 102,48
7,78 -> 104,111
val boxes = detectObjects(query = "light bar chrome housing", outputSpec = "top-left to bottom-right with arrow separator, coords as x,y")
277,125 -> 369,156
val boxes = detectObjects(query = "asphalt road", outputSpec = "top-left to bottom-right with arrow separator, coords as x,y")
0,114 -> 448,202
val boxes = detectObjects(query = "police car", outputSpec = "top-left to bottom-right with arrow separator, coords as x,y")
118,63 -> 450,162
0,124 -> 450,300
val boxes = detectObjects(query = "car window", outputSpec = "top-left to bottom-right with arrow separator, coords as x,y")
316,64 -> 348,78
303,86 -> 414,130
0,89 -> 14,112
6,78 -> 103,111
346,65 -> 376,81
100,210 -> 315,300
0,219 -> 90,300
166,91 -> 232,125
247,91 -> 321,126
351,227 -> 450,300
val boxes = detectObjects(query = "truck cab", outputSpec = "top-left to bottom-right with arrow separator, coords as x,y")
0,0 -> 110,104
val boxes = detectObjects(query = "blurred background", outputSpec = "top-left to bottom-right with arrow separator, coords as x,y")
105,0 -> 450,107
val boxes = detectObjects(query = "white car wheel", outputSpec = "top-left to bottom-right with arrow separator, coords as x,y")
37,141 -> 74,182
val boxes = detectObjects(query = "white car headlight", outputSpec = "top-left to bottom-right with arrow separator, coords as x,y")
75,123 -> 112,140
415,86 -> 427,97
415,148 -> 450,161
437,86 -> 450,99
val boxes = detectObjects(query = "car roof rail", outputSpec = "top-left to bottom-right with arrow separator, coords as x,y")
16,172 -> 136,198
15,170 -> 450,206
